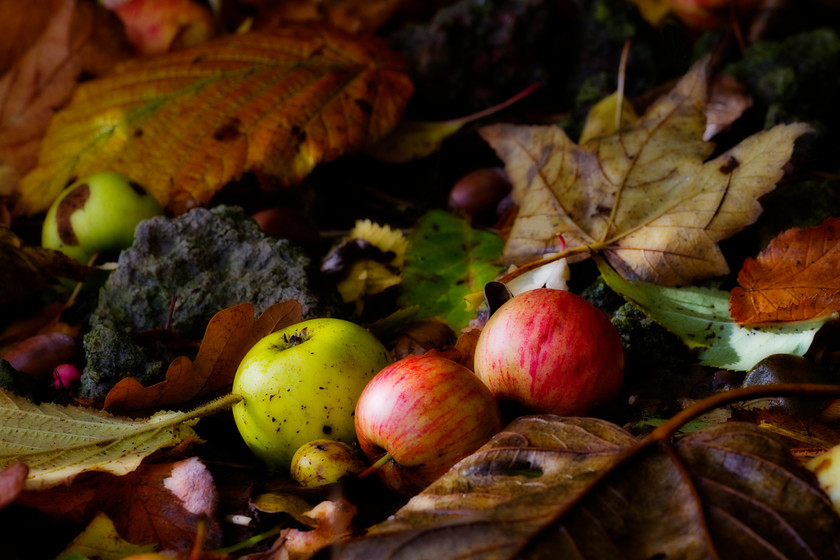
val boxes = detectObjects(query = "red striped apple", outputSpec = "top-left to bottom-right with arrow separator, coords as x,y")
354,354 -> 502,495
474,288 -> 624,416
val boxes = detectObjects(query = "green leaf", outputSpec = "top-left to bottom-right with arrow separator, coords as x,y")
400,210 -> 504,331
0,390 -> 240,490
597,259 -> 828,371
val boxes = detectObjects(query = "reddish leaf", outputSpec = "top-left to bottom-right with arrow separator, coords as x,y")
0,462 -> 27,510
102,300 -> 303,411
17,456 -> 221,551
0,0 -> 130,195
731,217 -> 840,325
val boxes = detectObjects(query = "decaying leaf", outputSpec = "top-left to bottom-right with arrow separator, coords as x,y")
0,225 -> 93,304
731,217 -> 840,326
331,416 -> 840,559
18,456 -> 221,551
0,389 -> 239,489
256,499 -> 358,560
0,0 -> 130,196
15,23 -> 414,215
480,57 -> 811,285
252,0 -> 408,35
102,300 -> 302,411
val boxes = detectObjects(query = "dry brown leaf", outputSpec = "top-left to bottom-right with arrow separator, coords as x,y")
16,456 -> 221,551
480,57 -> 811,285
0,225 -> 93,305
102,300 -> 303,411
331,416 -> 840,559
731,217 -> 840,326
0,0 -> 130,196
0,0 -> 64,74
15,23 -> 413,216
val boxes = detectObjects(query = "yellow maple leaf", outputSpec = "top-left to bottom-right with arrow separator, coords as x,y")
15,24 -> 413,216
480,57 -> 811,286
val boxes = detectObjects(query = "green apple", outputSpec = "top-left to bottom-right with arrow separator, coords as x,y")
290,439 -> 366,488
232,318 -> 391,471
41,171 -> 163,263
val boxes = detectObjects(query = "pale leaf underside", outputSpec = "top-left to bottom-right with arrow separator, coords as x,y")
481,58 -> 811,285
0,390 -> 238,489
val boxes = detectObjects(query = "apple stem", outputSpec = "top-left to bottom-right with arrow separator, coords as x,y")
357,452 -> 393,479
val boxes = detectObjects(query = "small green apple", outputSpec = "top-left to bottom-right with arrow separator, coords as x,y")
232,318 -> 391,471
290,439 -> 366,488
41,171 -> 163,263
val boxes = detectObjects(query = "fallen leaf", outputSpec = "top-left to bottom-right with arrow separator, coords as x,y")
0,389 -> 239,489
103,301 -> 302,411
15,23 -> 414,215
56,512 -> 157,560
399,209 -> 505,332
364,83 -> 539,164
625,0 -> 671,26
598,257 -> 828,370
331,416 -> 840,558
18,457 -> 221,551
479,57 -> 812,285
0,462 -> 26,510
257,499 -> 358,560
0,0 -> 130,197
0,225 -> 93,305
731,217 -> 840,326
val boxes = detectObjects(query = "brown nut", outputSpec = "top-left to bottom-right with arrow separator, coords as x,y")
447,168 -> 512,221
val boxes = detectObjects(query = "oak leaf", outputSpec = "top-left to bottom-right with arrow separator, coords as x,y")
480,57 -> 811,285
0,0 -> 130,196
102,300 -> 303,411
731,217 -> 840,326
15,23 -> 414,215
331,416 -> 840,559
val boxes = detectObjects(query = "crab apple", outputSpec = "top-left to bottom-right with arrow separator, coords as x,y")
232,318 -> 391,471
41,171 -> 163,263
354,353 -> 503,495
290,439 -> 366,488
473,288 -> 624,416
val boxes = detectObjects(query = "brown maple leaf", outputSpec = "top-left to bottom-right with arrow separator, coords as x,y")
15,23 -> 414,216
0,0 -> 130,197
102,300 -> 303,411
730,217 -> 840,326
480,57 -> 811,286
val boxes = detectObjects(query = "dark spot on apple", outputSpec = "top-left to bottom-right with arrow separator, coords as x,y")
56,184 -> 91,245
322,425 -> 332,434
128,181 -> 148,197
316,442 -> 328,450
213,117 -> 243,142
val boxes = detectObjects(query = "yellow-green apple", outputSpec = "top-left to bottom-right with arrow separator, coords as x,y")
41,171 -> 163,263
232,318 -> 390,471
290,439 -> 366,488
354,353 -> 502,495
473,288 -> 624,416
